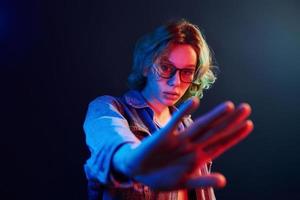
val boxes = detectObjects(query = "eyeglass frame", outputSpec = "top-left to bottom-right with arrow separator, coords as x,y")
152,62 -> 199,84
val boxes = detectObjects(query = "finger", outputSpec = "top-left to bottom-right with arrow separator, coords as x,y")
184,173 -> 226,189
186,101 -> 235,140
214,103 -> 252,134
204,103 -> 251,134
163,97 -> 199,135
203,120 -> 254,160
193,103 -> 251,144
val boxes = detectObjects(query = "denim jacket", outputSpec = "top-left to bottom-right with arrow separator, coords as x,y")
83,90 -> 216,200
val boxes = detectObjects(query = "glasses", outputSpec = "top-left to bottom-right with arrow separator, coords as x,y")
153,63 -> 197,83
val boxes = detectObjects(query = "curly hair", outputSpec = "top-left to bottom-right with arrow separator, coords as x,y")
127,19 -> 217,102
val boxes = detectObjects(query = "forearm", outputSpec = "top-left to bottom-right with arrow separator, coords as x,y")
111,143 -> 135,183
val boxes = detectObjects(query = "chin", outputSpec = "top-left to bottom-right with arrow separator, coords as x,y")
162,98 -> 179,106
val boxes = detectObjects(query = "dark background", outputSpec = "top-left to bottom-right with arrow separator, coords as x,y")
1,0 -> 300,199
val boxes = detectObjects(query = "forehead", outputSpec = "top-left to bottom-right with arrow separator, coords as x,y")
159,44 -> 197,67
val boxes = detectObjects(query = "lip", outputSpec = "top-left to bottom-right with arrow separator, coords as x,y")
163,91 -> 180,99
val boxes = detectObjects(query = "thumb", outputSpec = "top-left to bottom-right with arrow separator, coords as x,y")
163,97 -> 200,135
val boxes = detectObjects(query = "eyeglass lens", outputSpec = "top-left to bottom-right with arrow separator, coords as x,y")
156,64 -> 196,83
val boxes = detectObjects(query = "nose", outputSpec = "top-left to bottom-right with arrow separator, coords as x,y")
167,70 -> 181,86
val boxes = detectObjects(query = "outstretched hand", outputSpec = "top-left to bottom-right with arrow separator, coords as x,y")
113,97 -> 253,190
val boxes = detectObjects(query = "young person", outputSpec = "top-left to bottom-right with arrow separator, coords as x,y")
83,19 -> 253,200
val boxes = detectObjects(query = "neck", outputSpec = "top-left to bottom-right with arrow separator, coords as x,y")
141,89 -> 171,126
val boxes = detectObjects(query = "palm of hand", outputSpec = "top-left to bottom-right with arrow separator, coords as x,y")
114,97 -> 253,190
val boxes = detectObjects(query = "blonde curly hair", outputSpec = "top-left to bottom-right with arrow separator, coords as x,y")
127,19 -> 217,102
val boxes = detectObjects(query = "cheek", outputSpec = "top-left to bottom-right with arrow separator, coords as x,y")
181,83 -> 191,90
147,74 -> 163,91
180,84 -> 191,94
154,80 -> 166,92
149,73 -> 164,86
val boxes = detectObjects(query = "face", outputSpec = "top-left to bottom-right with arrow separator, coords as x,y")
142,44 -> 197,108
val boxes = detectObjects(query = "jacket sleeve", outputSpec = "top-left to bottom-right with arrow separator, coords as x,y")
83,95 -> 140,186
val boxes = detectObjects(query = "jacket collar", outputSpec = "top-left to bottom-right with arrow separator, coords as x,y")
123,90 -> 192,127
123,90 -> 179,113
123,90 -> 149,109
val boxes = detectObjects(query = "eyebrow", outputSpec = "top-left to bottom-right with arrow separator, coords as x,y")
161,60 -> 196,69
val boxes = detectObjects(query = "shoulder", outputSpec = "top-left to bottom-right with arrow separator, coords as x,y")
85,95 -> 126,120
88,95 -> 123,110
89,95 -> 120,107
88,90 -> 144,109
